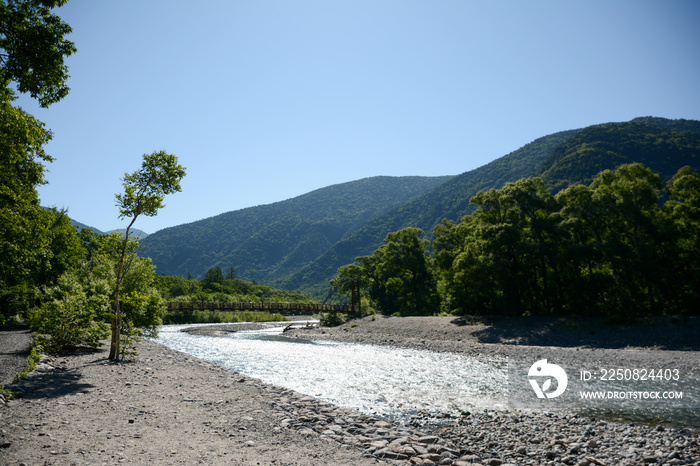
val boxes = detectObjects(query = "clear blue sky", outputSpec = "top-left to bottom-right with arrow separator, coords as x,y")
18,0 -> 700,234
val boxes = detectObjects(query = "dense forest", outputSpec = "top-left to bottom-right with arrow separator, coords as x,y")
332,163 -> 700,318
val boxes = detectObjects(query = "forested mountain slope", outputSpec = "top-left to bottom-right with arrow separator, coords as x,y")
138,176 -> 452,281
537,117 -> 700,191
139,117 -> 700,301
277,128 -> 580,296
280,118 -> 700,298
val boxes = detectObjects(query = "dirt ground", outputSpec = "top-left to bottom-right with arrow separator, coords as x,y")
0,324 -> 35,387
0,334 -> 385,465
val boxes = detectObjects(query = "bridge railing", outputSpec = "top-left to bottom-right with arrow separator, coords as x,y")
164,301 -> 356,314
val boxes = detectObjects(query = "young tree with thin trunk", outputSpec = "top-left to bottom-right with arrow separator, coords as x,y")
109,150 -> 186,361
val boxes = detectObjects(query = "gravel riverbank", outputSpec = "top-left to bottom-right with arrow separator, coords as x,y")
1,316 -> 698,465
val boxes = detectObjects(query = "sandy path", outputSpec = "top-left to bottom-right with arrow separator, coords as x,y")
0,324 -> 34,386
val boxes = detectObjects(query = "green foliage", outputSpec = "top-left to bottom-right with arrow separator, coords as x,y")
137,119 -> 699,301
319,311 -> 345,327
155,267 -> 318,304
115,150 -> 186,220
337,227 -> 440,315
0,204 -> 81,320
118,319 -> 141,360
111,150 -> 186,360
0,1 -> 79,320
283,129 -> 583,297
433,164 -> 700,317
138,176 -> 453,287
284,119 -> 700,298
665,166 -> 700,312
12,339 -> 43,383
0,0 -> 76,107
26,272 -> 110,351
0,4 -> 171,355
21,228 -> 168,353
0,96 -> 58,319
537,120 -> 700,192
154,274 -> 201,298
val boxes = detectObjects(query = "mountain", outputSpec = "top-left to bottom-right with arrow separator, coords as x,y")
107,228 -> 149,239
62,219 -> 150,240
138,176 -> 453,281
537,117 -> 700,192
281,117 -> 700,297
68,218 -> 100,232
137,117 -> 700,300
277,128 -> 581,296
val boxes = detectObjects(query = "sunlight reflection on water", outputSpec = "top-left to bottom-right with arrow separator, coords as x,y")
155,323 -> 509,420
154,323 -> 699,429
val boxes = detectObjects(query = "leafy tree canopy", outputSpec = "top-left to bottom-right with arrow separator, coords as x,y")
0,0 -> 76,107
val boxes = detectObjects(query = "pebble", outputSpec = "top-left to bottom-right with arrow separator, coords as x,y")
254,381 -> 700,465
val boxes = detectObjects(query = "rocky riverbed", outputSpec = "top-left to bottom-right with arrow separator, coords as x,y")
2,316 -> 699,465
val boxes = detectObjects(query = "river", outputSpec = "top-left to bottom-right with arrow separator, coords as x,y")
154,323 -> 699,429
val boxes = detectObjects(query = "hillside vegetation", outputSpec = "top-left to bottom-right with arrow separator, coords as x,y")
138,176 -> 451,282
280,128 -> 580,296
138,117 -> 700,301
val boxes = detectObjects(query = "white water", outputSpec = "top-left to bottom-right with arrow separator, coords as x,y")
155,323 -> 509,421
154,323 -> 699,429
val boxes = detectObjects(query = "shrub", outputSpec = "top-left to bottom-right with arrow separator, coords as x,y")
26,273 -> 110,352
320,311 -> 345,327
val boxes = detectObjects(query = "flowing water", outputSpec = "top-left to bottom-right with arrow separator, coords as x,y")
154,323 -> 699,429
155,323 -> 509,421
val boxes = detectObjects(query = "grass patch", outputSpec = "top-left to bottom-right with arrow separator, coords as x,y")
13,339 -> 43,383
163,310 -> 288,325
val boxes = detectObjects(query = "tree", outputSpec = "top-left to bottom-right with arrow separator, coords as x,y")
585,163 -> 670,315
363,227 -> 439,315
110,150 -> 185,361
26,271 -> 110,351
202,266 -> 225,291
664,166 -> 700,313
27,229 -> 166,352
0,0 -> 76,107
0,0 -> 74,321
461,178 -> 562,315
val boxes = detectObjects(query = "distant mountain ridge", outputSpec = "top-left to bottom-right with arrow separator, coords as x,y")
138,176 -> 452,282
64,218 -> 150,240
107,228 -> 149,239
277,128 -> 581,295
537,117 -> 700,192
133,117 -> 700,299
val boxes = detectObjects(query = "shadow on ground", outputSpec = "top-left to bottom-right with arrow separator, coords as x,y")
18,364 -> 95,400
451,315 -> 700,351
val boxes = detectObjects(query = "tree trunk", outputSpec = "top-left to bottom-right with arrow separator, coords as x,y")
108,216 -> 138,361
